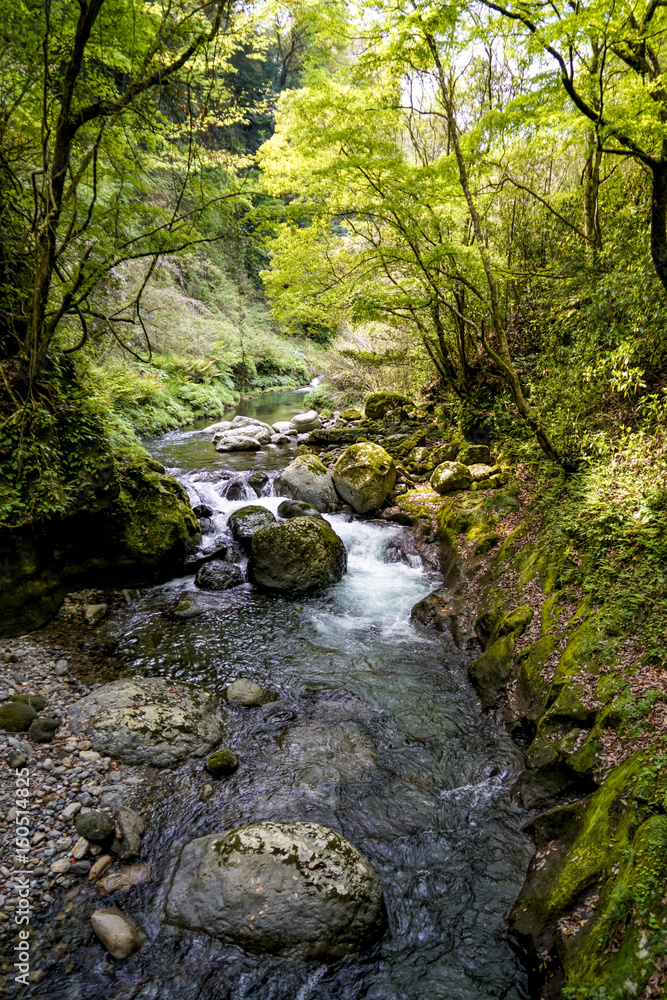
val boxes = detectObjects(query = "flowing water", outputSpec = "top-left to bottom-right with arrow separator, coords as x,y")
42,390 -> 533,1000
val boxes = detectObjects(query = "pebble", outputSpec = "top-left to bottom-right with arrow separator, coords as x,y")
89,855 -> 113,881
61,801 -> 82,820
0,632 -> 151,965
71,837 -> 89,860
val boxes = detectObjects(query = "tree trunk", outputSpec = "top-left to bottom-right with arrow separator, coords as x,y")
651,163 -> 667,294
583,131 -> 602,250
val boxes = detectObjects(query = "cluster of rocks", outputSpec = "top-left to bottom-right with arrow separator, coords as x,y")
0,640 -> 154,975
1,645 -> 386,970
206,411 -> 321,452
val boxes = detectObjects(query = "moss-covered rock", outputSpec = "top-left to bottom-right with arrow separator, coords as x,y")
11,693 -> 46,712
0,455 -> 199,637
275,455 -> 339,512
0,700 -> 37,731
511,749 -> 667,999
430,461 -> 473,494
364,392 -> 413,419
339,407 -> 363,420
495,605 -> 533,639
468,633 -> 516,708
205,748 -> 240,778
514,636 -> 555,723
458,443 -> 491,465
249,517 -> 347,592
332,442 -> 396,513
228,506 -> 276,547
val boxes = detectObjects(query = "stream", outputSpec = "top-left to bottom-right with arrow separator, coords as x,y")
44,390 -> 533,999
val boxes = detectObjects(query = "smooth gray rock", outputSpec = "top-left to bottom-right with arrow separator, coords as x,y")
164,821 -> 385,958
290,410 -> 322,432
91,907 -> 143,959
68,678 -> 223,767
249,517 -> 347,593
214,433 -> 262,452
275,455 -> 339,512
225,678 -> 277,706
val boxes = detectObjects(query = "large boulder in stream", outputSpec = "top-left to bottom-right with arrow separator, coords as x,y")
249,517 -> 347,593
332,442 -> 396,514
68,678 -> 223,767
274,455 -> 339,512
228,506 -> 276,548
164,821 -> 386,959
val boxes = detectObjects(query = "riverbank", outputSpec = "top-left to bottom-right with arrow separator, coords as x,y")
395,462 -> 667,999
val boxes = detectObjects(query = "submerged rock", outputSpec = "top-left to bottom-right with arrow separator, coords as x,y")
225,678 -> 277,706
195,560 -> 244,590
164,821 -> 386,959
332,443 -> 396,514
275,455 -> 339,512
91,907 -> 143,959
68,677 -> 223,767
249,517 -> 347,593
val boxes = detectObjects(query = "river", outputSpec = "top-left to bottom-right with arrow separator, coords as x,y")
44,390 -> 533,999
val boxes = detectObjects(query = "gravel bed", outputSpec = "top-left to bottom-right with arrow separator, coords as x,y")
0,634 -> 149,989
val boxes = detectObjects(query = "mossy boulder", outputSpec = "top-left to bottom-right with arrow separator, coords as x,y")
511,749 -> 667,998
0,700 -> 37,732
430,461 -> 472,495
339,407 -> 363,420
164,821 -> 386,959
332,443 -> 396,513
468,634 -> 516,708
205,748 -> 239,778
274,455 -> 339,512
495,605 -> 533,639
458,443 -> 491,465
514,636 -> 555,723
249,517 -> 347,593
29,717 -> 60,742
11,693 -> 46,712
228,506 -> 276,548
0,455 -> 199,637
431,441 -> 460,464
364,392 -> 413,420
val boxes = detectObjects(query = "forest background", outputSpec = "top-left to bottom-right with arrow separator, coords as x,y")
1,0 -> 667,656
